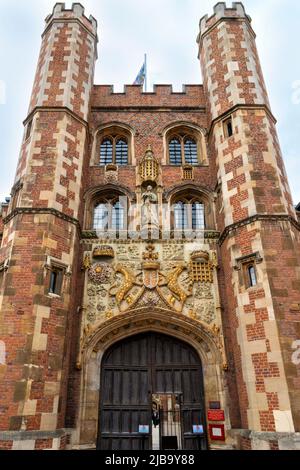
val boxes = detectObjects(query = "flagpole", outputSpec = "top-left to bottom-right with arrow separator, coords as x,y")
144,53 -> 147,92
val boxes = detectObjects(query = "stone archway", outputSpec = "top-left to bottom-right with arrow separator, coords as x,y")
75,308 -> 228,448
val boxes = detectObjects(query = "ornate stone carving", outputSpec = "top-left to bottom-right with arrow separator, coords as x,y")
182,165 -> 194,181
87,309 -> 96,323
210,323 -> 228,371
109,264 -> 142,307
159,264 -> 192,306
139,290 -> 161,307
116,244 -> 140,260
162,244 -> 184,260
194,282 -> 213,299
82,254 -> 91,271
105,310 -> 114,320
88,263 -> 113,284
189,251 -> 214,283
200,301 -> 215,324
104,164 -> 118,183
97,303 -> 106,313
87,285 -> 107,298
139,147 -> 159,182
77,310 -> 228,373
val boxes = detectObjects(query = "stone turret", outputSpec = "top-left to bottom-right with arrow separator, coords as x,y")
0,3 -> 98,449
198,2 -> 300,447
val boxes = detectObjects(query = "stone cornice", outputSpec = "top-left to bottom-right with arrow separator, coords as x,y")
3,207 -> 81,231
91,106 -> 206,113
43,18 -> 98,42
197,16 -> 255,52
219,214 -> 300,246
80,230 -> 220,242
23,106 -> 89,129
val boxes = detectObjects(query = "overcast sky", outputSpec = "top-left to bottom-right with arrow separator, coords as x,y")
0,0 -> 299,204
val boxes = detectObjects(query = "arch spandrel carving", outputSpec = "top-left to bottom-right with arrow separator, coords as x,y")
76,309 -> 229,447
78,308 -> 227,370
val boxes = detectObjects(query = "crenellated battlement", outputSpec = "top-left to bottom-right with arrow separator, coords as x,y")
92,84 -> 205,108
197,2 -> 252,42
45,2 -> 97,36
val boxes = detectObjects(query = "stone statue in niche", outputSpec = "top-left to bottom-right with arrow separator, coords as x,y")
141,185 -> 159,228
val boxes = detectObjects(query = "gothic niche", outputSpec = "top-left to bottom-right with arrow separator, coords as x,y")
139,147 -> 161,239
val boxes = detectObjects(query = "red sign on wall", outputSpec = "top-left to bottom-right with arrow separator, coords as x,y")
207,409 -> 225,421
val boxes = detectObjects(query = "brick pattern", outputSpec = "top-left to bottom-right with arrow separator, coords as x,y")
0,213 -> 78,431
17,112 -> 86,219
199,3 -> 269,122
262,222 -> 300,430
29,6 -> 96,121
240,437 -> 252,450
88,108 -> 211,197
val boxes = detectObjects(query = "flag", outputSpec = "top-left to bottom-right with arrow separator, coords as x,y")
133,62 -> 146,86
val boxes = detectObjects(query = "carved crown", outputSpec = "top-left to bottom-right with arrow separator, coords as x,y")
93,245 -> 115,259
142,260 -> 160,270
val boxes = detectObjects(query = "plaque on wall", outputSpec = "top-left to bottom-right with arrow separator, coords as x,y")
209,424 -> 225,441
192,425 -> 204,435
209,401 -> 221,410
138,425 -> 149,434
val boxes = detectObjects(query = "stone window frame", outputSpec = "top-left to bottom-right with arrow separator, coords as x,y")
0,259 -> 9,273
223,116 -> 234,138
9,180 -> 23,213
83,185 -> 136,233
163,123 -> 208,166
234,252 -> 263,289
169,190 -> 210,236
164,184 -> 216,236
92,195 -> 127,233
44,256 -> 71,298
91,123 -> 135,167
85,189 -> 129,236
167,127 -> 203,166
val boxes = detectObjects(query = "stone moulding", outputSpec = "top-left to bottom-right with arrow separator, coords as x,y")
3,207 -> 80,227
80,230 -> 220,241
76,307 -> 228,371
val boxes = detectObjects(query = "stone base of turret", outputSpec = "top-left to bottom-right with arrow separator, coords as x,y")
0,429 -> 72,450
228,429 -> 300,450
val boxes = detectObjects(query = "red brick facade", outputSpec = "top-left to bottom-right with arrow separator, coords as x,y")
0,2 -> 299,451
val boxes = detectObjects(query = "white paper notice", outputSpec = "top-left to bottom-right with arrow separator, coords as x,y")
212,427 -> 222,437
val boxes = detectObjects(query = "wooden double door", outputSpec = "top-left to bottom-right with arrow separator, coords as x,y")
98,332 -> 207,450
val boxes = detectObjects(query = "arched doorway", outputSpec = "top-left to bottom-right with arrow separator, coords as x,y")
97,332 -> 207,450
